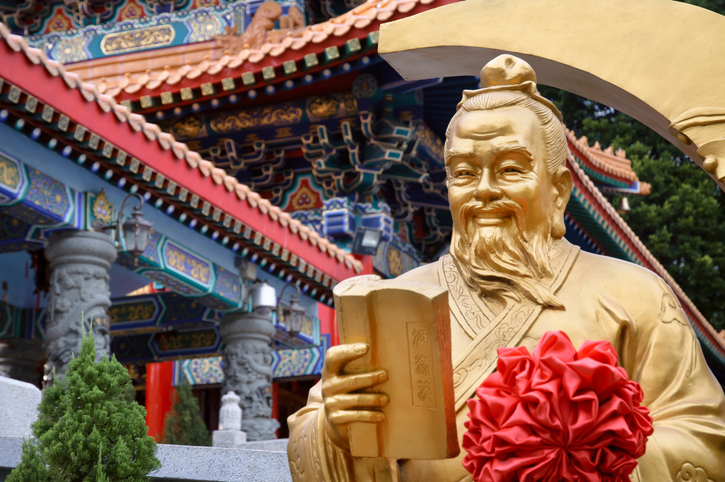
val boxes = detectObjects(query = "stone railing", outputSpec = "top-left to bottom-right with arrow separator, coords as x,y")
0,437 -> 291,482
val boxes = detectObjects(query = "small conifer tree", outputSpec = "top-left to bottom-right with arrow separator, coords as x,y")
8,330 -> 161,481
162,378 -> 211,446
7,439 -> 48,482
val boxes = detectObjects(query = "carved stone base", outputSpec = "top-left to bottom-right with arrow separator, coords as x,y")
44,230 -> 116,387
243,418 -> 281,442
0,338 -> 44,387
219,311 -> 280,441
212,429 -> 247,448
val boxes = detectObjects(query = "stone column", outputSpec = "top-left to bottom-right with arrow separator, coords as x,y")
219,311 -> 280,440
0,338 -> 44,387
44,230 -> 116,387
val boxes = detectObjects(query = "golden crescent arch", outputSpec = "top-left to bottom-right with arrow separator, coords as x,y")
379,0 -> 725,192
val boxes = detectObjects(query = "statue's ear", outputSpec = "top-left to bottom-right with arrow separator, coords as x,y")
550,167 -> 572,238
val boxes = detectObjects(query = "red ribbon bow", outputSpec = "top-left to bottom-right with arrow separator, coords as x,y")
463,331 -> 653,482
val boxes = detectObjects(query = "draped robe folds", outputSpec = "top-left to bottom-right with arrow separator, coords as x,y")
287,239 -> 725,481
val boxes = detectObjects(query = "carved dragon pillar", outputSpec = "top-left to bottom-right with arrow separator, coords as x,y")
219,311 -> 280,440
43,230 -> 116,387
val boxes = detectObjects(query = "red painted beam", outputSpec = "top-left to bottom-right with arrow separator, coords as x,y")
0,40 -> 359,283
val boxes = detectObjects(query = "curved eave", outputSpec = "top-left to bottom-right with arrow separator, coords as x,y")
0,23 -> 363,300
65,0 -> 454,106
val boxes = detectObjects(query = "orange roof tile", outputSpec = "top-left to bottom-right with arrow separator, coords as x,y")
565,128 -> 639,183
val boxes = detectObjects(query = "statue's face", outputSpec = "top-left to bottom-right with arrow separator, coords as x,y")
446,107 -> 552,240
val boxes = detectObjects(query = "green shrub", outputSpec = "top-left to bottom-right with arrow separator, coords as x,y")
8,332 -> 160,482
162,378 -> 211,446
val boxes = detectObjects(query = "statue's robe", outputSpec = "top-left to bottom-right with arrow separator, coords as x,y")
287,239 -> 725,481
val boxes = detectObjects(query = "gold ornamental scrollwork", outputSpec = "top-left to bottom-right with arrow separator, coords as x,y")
0,155 -> 21,190
101,25 -> 175,55
91,190 -> 114,224
210,103 -> 303,134
676,462 -> 715,482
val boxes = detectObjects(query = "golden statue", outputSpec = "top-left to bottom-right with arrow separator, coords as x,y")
287,55 -> 725,481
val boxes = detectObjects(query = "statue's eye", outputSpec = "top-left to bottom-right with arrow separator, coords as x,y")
454,169 -> 475,178
501,166 -> 523,175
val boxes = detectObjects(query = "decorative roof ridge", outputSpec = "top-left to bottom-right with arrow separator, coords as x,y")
568,156 -> 718,342
0,21 -> 363,275
65,0 -> 425,97
565,128 -> 639,183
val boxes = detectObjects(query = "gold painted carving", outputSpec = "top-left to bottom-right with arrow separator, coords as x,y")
156,329 -> 216,352
91,190 -> 114,224
415,123 -> 445,163
306,94 -> 357,122
170,116 -> 203,139
101,25 -> 175,55
658,277 -> 688,326
440,255 -> 492,337
676,462 -> 715,482
288,184 -> 319,211
165,244 -> 211,285
669,108 -> 725,182
0,155 -> 21,190
307,96 -> 341,121
109,300 -> 156,324
210,103 -> 302,133
386,246 -> 403,278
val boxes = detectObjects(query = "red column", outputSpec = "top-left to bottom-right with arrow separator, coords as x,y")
272,382 -> 279,438
145,361 -> 175,441
318,302 -> 339,347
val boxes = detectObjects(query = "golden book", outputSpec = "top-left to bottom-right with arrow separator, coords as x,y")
332,275 -> 458,460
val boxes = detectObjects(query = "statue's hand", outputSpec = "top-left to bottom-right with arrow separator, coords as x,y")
321,343 -> 389,451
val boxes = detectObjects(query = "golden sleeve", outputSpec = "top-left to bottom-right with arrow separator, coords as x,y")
620,278 -> 725,481
287,382 -> 400,482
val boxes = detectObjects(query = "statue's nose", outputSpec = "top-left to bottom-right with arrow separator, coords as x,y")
473,173 -> 503,202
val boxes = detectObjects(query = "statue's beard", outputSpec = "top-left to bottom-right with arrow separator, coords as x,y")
450,199 -> 564,309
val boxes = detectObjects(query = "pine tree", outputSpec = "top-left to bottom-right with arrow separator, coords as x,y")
162,378 -> 211,446
6,438 -> 48,482
7,331 -> 161,482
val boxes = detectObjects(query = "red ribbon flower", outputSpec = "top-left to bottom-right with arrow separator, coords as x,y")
462,331 -> 653,482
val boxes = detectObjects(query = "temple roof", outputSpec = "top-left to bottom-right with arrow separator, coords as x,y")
3,11 -> 723,360
0,22 -> 364,298
566,128 -> 651,194
64,0 -> 445,100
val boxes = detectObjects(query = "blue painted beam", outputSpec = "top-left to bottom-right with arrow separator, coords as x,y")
0,121 -> 322,313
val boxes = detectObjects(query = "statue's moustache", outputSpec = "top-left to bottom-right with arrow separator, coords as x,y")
459,199 -> 527,241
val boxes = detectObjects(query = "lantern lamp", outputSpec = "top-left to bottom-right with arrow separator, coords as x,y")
277,283 -> 306,336
93,192 -> 153,265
